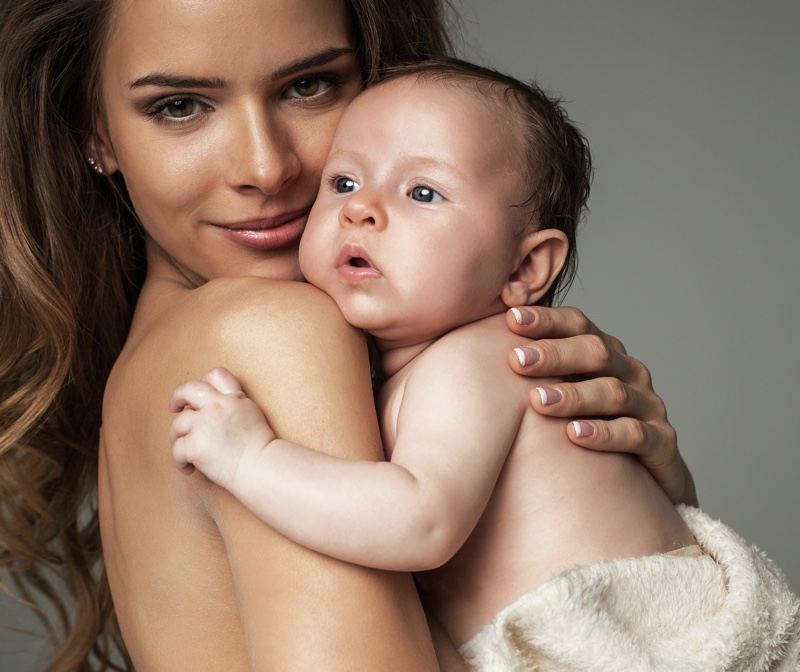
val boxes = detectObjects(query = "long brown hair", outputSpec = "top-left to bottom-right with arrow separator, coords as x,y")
0,0 -> 453,669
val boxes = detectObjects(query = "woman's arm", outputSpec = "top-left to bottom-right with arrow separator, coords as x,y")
186,279 -> 442,670
506,305 -> 697,506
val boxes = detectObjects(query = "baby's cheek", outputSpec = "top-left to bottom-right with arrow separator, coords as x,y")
298,224 -> 325,285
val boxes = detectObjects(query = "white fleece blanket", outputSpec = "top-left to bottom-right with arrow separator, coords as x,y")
460,506 -> 800,671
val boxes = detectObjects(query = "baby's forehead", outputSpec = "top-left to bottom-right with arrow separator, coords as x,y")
359,75 -> 523,148
367,73 -> 510,115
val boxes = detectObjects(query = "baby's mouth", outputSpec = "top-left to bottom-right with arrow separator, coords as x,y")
335,246 -> 381,279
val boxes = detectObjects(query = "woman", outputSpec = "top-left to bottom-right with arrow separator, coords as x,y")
0,0 -> 694,669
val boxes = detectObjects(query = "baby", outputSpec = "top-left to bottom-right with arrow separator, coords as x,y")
169,60 -> 799,670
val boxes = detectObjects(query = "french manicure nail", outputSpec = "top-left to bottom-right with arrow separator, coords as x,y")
511,307 -> 535,326
573,421 -> 595,438
514,346 -> 541,367
536,387 -> 562,405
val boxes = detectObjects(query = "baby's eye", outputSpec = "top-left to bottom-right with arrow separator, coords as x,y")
409,186 -> 444,203
333,176 -> 360,193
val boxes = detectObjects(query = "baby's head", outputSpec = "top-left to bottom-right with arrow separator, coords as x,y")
375,59 -> 593,307
300,59 -> 592,345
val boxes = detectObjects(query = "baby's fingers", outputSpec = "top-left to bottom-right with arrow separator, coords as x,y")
202,367 -> 246,395
168,406 -> 195,445
169,379 -> 221,413
170,434 -> 198,477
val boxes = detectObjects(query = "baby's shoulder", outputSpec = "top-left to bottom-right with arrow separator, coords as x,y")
427,313 -> 526,364
406,314 -> 527,388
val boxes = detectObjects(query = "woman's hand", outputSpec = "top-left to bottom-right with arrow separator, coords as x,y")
506,305 -> 697,507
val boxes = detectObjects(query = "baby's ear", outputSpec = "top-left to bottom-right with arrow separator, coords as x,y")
501,229 -> 569,308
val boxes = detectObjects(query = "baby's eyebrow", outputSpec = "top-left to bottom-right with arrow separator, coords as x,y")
398,154 -> 464,179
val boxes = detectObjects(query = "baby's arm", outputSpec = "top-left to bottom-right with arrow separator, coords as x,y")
169,342 -> 522,571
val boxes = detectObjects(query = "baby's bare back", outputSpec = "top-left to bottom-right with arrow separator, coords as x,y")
399,317 -> 696,647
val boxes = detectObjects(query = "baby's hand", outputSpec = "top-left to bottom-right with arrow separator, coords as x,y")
169,367 -> 275,492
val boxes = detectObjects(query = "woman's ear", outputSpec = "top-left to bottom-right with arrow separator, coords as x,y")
501,229 -> 569,308
84,118 -> 119,175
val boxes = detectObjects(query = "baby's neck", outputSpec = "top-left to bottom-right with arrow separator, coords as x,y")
374,304 -> 508,377
375,338 -> 438,378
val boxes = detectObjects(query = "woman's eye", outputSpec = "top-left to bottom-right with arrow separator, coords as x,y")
160,98 -> 202,119
409,186 -> 444,203
334,177 -> 360,193
287,76 -> 330,99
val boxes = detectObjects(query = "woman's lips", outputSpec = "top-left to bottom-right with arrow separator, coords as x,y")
211,211 -> 308,251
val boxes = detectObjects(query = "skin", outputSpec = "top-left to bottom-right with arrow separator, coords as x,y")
95,0 -> 453,668
91,0 -> 693,666
299,78 -> 550,371
168,79 -> 696,648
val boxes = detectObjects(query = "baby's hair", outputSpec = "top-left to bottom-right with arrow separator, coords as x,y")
376,58 -> 592,307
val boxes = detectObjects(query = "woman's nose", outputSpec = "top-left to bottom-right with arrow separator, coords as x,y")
338,189 -> 386,229
227,107 -> 301,196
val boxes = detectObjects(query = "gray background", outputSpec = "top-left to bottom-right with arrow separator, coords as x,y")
2,1 -> 798,669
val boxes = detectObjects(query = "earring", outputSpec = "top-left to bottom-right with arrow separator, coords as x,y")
87,157 -> 105,175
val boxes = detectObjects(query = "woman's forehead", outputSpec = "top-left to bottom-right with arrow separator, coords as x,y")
104,0 -> 352,80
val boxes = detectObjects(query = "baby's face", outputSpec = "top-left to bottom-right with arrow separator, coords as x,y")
299,76 -> 526,348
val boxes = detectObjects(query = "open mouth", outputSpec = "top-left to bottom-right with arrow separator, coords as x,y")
336,246 -> 381,280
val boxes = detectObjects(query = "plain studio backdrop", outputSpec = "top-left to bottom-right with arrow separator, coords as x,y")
1,1 -> 798,669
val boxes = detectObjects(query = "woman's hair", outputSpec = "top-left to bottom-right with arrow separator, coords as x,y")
375,59 -> 593,308
0,1 -> 453,669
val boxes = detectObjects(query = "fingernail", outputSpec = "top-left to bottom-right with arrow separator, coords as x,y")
536,387 -> 562,405
511,307 -> 535,326
514,346 -> 541,367
573,421 -> 595,438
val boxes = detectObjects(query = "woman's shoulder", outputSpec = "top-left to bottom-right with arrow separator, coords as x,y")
114,277 -> 363,400
190,277 -> 339,321
173,278 -> 356,349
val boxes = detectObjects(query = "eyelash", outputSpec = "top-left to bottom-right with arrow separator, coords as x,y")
143,71 -> 348,126
144,96 -> 211,126
283,72 -> 345,102
409,184 -> 445,203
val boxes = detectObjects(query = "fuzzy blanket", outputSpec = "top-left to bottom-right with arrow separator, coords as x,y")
460,506 -> 800,671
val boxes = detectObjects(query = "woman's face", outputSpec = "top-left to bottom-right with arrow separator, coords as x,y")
97,0 -> 361,283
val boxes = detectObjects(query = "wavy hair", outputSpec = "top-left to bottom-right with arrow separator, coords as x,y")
0,0 -> 453,669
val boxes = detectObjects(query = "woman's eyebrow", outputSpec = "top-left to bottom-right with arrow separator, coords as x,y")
269,47 -> 355,81
129,74 -> 225,89
128,47 -> 354,90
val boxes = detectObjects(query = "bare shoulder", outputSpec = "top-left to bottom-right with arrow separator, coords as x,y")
180,277 -> 359,354
417,314 -> 551,385
120,278 -> 367,395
